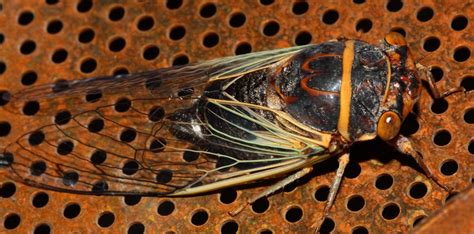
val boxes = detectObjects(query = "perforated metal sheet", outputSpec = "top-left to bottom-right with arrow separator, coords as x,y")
0,0 -> 472,233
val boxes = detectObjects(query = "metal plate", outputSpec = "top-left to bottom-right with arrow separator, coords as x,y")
0,0 -> 472,233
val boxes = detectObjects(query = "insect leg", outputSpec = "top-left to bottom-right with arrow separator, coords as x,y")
392,135 -> 453,192
313,153 -> 349,231
416,64 -> 465,99
228,166 -> 313,216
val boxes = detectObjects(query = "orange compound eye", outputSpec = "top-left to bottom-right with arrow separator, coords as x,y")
384,32 -> 407,46
377,111 -> 402,141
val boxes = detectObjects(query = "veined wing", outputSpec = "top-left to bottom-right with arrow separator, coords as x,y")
0,44 -> 327,196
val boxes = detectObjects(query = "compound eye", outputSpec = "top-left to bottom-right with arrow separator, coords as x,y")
377,111 -> 402,141
384,32 -> 407,46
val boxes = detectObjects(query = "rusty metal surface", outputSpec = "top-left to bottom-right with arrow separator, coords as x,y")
413,184 -> 474,234
0,0 -> 472,233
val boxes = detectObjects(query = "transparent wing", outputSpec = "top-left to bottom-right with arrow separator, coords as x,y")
0,44 -> 326,195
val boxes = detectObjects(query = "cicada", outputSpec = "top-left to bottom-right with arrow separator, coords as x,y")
0,32 -> 456,224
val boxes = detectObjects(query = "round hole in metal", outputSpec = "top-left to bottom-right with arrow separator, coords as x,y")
21,71 -> 38,86
92,180 -> 109,192
122,160 -> 139,175
219,188 -> 237,204
221,220 -> 239,233
191,209 -> 209,226
423,37 -> 440,52
4,213 -> 21,230
114,98 -> 131,112
355,18 -> 372,33
18,10 -> 34,25
108,37 -> 126,52
352,226 -> 369,234
433,129 -> 451,146
28,131 -> 45,146
120,128 -> 137,143
202,32 -> 219,48
386,0 -> 403,12
285,206 -> 303,223
169,25 -> 186,40
453,46 -> 471,62
229,12 -> 246,28
409,182 -> 428,199
381,203 -> 400,220
143,45 -> 160,60
346,195 -> 365,212
431,98 -> 448,114
344,161 -> 361,179
128,222 -> 145,234
319,217 -> 335,233
440,159 -> 458,176
157,200 -> 175,216
314,185 -> 330,202
0,121 -> 11,137
262,21 -> 280,37
30,161 -> 47,176
430,66 -> 444,82
80,58 -> 97,73
34,223 -> 51,234
108,6 -> 125,21
63,203 -> 81,219
98,211 -> 115,228
85,90 -> 102,103
417,7 -> 434,22
47,19 -> 63,34
57,140 -> 74,155
0,182 -> 16,198
251,197 -> 269,213
292,1 -> 309,15
199,3 -> 216,18
78,28 -> 95,43
77,0 -> 93,13
451,15 -> 468,31
156,170 -> 173,184
88,118 -> 104,133
322,10 -> 339,25
166,0 -> 182,10
62,171 -> 79,186
23,100 -> 40,116
294,31 -> 312,45
32,192 -> 49,208
183,150 -> 199,162
54,110 -> 72,125
235,42 -> 252,55
124,195 -> 141,206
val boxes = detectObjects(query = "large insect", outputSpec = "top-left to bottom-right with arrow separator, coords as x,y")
0,32 -> 456,224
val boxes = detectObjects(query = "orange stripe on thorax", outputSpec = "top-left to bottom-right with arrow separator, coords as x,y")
337,40 -> 355,141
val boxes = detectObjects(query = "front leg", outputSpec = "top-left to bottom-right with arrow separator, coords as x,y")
390,135 -> 453,193
416,64 -> 465,99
